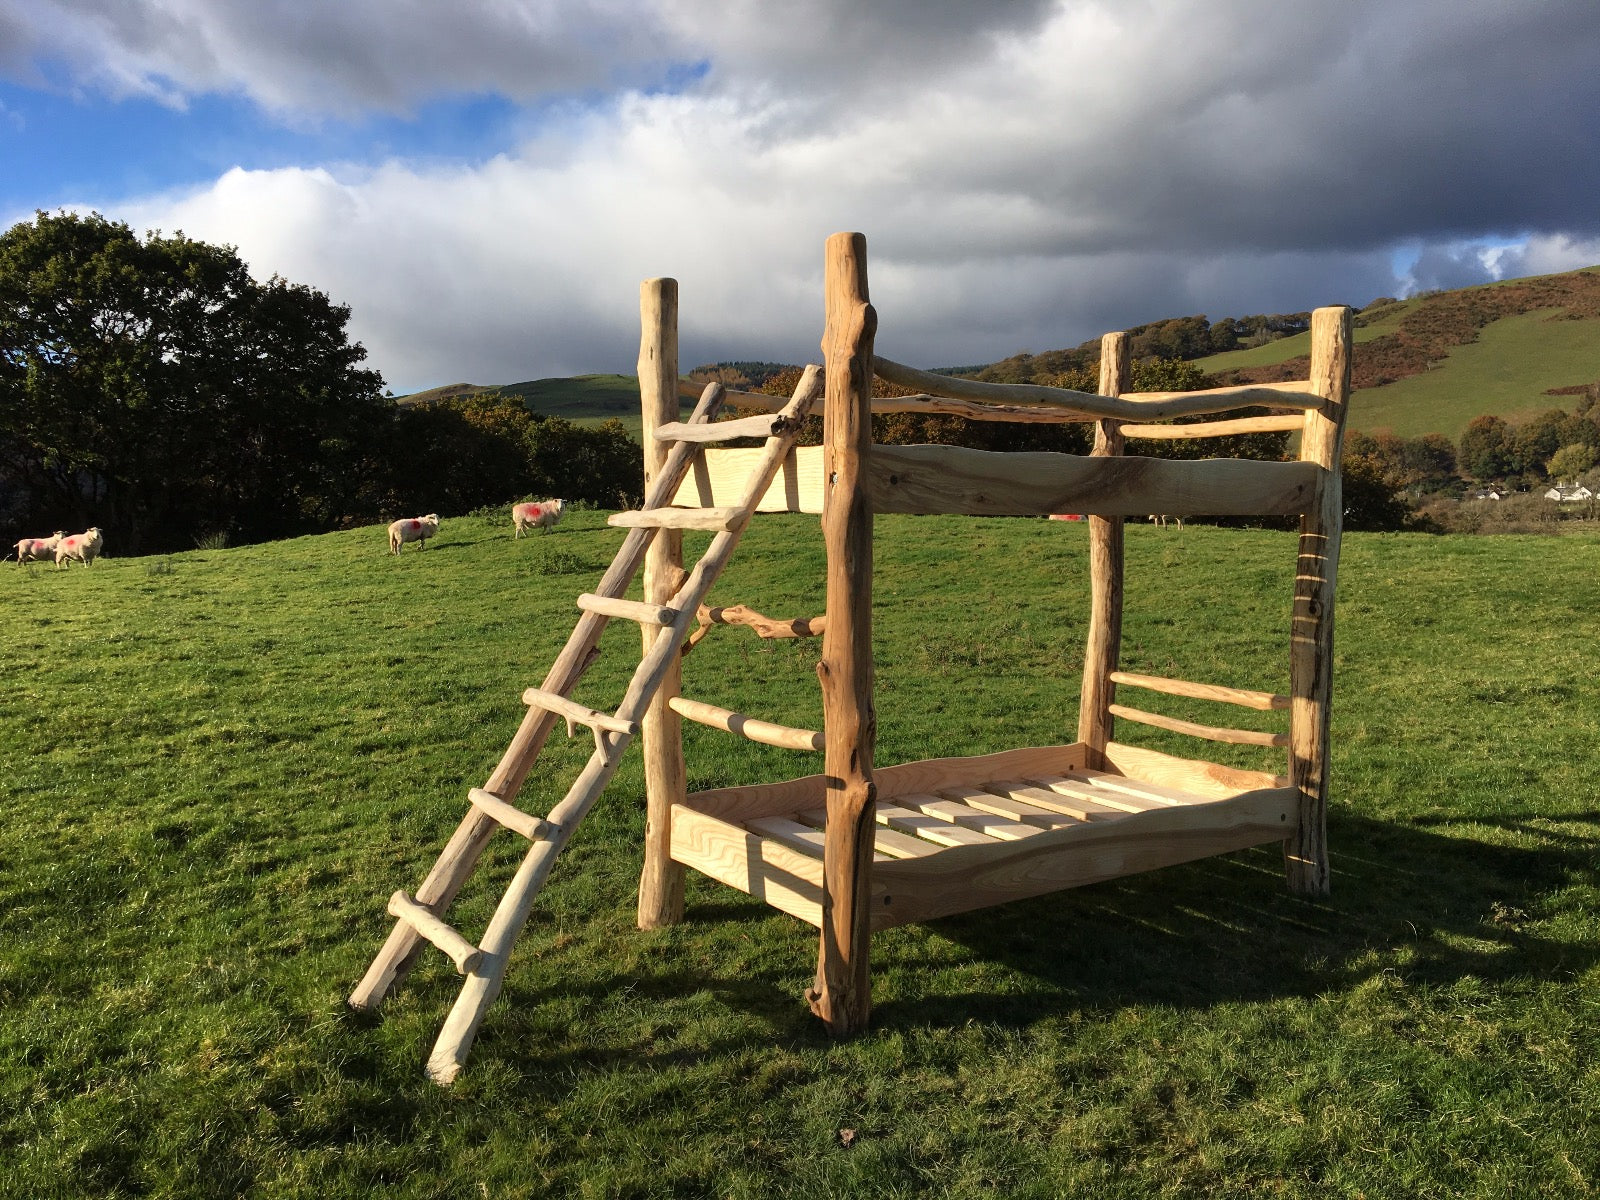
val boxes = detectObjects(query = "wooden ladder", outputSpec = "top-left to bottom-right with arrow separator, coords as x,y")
348,368 -> 822,1084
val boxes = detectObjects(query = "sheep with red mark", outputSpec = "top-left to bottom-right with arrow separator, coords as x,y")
388,514 -> 440,554
14,531 -> 64,564
54,527 -> 104,568
511,498 -> 564,538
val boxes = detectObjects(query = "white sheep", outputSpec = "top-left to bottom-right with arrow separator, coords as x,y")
388,514 -> 440,554
511,498 -> 565,538
14,531 -> 64,564
54,527 -> 104,567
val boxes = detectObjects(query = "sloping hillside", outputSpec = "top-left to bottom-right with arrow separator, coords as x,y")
1196,267 -> 1600,438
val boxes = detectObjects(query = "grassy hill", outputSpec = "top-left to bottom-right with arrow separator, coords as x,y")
396,266 -> 1600,447
4,514 -> 1598,1195
1195,267 -> 1600,439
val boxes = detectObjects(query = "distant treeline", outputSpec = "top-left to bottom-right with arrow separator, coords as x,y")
0,212 -> 640,555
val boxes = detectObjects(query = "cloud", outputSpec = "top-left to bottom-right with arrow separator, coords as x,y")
10,0 -> 1600,391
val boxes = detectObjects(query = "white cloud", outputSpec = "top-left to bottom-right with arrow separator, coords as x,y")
10,0 -> 1600,390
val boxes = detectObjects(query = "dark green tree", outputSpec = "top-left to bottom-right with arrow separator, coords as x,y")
1459,415 -> 1515,480
0,211 -> 389,551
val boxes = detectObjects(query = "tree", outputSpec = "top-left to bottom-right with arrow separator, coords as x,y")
1459,415 -> 1514,480
1547,443 -> 1597,484
0,211 -> 389,551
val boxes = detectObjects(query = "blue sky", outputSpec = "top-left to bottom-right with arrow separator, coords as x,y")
2,0 -> 1597,394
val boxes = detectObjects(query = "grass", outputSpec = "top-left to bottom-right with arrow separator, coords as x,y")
3,514 -> 1598,1197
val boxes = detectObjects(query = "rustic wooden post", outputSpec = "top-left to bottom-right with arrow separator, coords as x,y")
807,232 -> 878,1034
637,277 -> 688,929
1075,331 -> 1130,769
1286,305 -> 1351,897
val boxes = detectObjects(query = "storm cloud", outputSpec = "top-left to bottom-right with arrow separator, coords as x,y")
5,0 -> 1598,391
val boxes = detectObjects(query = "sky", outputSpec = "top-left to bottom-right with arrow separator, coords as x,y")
2,0 -> 1599,396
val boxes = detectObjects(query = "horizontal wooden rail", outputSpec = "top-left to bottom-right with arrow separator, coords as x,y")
608,507 -> 742,531
1108,703 -> 1288,748
873,356 -> 1323,421
576,593 -> 679,626
668,696 -> 823,751
867,444 -> 1321,517
1120,414 -> 1307,440
1110,671 -> 1290,711
653,412 -> 799,443
386,891 -> 483,975
467,788 -> 555,841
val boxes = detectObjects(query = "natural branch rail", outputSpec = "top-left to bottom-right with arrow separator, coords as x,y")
1108,703 -> 1288,748
1109,671 -> 1290,711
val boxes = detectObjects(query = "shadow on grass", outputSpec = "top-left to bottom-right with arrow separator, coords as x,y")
336,811 -> 1598,1095
869,811 -> 1598,1028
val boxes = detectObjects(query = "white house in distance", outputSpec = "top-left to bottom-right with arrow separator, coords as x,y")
1543,483 -> 1595,502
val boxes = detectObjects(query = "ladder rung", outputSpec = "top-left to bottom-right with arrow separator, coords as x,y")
651,413 -> 794,443
575,593 -> 680,626
667,696 -> 823,751
607,507 -> 743,532
521,688 -> 639,736
468,788 -> 556,841
387,891 -> 483,975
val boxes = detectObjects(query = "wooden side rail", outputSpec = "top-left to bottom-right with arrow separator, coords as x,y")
1109,671 -> 1289,711
867,445 -> 1322,517
668,697 -> 824,751
701,379 -> 1318,426
1109,704 -> 1288,748
872,356 -> 1321,422
1120,414 -> 1306,440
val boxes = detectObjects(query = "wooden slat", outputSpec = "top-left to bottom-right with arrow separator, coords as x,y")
747,816 -> 890,863
1068,767 -> 1208,806
797,809 -> 941,859
1026,773 -> 1168,813
467,788 -> 554,841
895,793 -> 1045,841
386,891 -> 482,975
667,696 -> 823,751
1109,703 -> 1288,748
873,803 -> 998,847
866,444 -> 1321,518
1109,670 -> 1290,711
653,412 -> 796,443
1103,741 -> 1287,800
608,506 -> 743,531
983,779 -> 1134,821
576,593 -> 679,626
521,687 -> 638,736
934,784 -> 1082,828
872,355 -> 1322,421
1120,413 -> 1306,439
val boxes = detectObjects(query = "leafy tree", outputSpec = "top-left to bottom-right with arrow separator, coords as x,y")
1510,410 -> 1567,477
1459,415 -> 1515,480
1547,443 -> 1597,483
0,211 -> 389,551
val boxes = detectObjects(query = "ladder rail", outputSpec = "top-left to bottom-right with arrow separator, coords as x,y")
350,381 -> 730,1012
423,370 -> 823,1082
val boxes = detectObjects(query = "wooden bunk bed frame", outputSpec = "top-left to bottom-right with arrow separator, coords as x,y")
640,232 -> 1350,1033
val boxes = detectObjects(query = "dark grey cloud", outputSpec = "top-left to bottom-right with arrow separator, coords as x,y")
11,0 -> 1600,390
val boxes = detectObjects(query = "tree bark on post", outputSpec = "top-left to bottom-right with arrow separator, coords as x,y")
1286,305 -> 1351,897
807,233 -> 878,1034
1075,332 -> 1130,770
637,277 -> 688,929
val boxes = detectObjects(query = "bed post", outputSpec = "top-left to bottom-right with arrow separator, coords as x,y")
637,276 -> 688,929
1075,331 -> 1130,770
808,232 -> 879,1034
1286,305 -> 1352,897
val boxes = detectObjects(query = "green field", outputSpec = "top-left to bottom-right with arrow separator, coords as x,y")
8,514 -> 1597,1197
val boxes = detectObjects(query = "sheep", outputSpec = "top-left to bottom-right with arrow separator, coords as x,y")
54,527 -> 104,568
1148,514 -> 1183,530
14,531 -> 65,564
389,514 -> 440,554
511,498 -> 565,537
